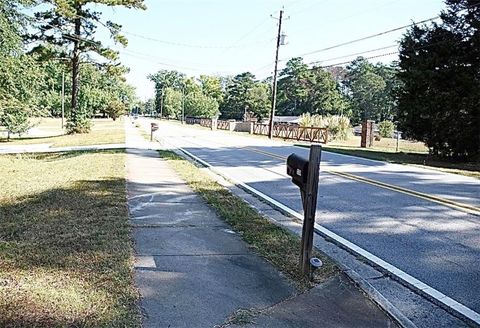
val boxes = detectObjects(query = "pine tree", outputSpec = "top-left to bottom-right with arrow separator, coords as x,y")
31,0 -> 145,133
398,0 -> 480,159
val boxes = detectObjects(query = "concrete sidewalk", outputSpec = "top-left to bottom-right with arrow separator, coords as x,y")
125,123 -> 397,328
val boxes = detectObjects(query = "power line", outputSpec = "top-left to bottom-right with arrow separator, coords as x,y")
216,17 -> 275,58
290,3 -> 479,60
309,33 -> 469,68
122,30 -> 271,49
292,0 -> 402,35
290,15 -> 440,59
29,14 -> 268,75
227,18 -> 271,46
118,48 -> 238,70
318,51 -> 400,68
307,44 -> 399,65
118,50 -> 235,75
289,0 -> 328,16
29,12 -> 272,50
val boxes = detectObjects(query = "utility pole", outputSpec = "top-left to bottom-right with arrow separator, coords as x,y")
160,87 -> 164,119
61,70 -> 65,129
182,86 -> 185,123
268,9 -> 284,139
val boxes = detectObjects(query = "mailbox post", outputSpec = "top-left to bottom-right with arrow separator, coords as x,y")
150,123 -> 159,141
286,144 -> 322,275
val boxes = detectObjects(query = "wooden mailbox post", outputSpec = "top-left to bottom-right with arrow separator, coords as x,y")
150,123 -> 159,141
286,144 -> 322,275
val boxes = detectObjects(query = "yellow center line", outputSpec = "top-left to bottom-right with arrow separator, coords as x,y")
242,146 -> 480,216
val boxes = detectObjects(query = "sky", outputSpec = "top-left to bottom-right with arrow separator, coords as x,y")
98,0 -> 447,101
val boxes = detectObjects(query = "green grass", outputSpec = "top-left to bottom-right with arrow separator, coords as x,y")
0,150 -> 139,327
326,135 -> 429,153
158,150 -> 338,290
0,118 -> 125,147
316,145 -> 480,179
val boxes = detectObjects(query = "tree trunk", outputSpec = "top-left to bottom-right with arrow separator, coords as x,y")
71,6 -> 82,120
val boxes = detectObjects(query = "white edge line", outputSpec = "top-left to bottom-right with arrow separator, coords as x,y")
172,142 -> 480,327
294,144 -> 480,184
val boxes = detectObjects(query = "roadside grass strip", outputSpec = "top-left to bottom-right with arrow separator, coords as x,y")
295,144 -> 480,180
158,150 -> 338,290
0,151 -> 139,327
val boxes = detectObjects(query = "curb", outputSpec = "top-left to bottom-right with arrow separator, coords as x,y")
342,267 -> 417,328
154,134 -> 418,328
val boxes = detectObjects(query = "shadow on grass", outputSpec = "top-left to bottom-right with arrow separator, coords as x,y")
0,176 -> 139,327
1,150 -> 126,164
0,134 -> 66,143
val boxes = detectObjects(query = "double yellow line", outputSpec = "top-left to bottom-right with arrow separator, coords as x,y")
243,146 -> 480,216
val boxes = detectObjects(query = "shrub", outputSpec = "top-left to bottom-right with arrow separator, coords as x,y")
67,110 -> 92,134
378,120 -> 395,138
332,115 -> 352,141
299,114 -> 352,140
106,100 -> 126,121
0,107 -> 31,139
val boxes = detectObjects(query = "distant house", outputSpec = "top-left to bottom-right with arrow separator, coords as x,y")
353,124 -> 379,136
261,116 -> 301,124
353,124 -> 402,139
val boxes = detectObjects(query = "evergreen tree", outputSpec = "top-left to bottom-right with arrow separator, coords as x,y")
398,0 -> 480,158
31,0 -> 145,133
220,72 -> 256,119
148,70 -> 186,116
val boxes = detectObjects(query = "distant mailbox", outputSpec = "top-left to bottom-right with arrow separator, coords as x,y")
151,123 -> 159,131
287,153 -> 309,190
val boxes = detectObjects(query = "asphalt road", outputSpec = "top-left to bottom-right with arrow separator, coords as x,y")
142,118 -> 480,316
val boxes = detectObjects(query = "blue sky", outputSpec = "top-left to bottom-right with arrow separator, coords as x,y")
99,0 -> 446,100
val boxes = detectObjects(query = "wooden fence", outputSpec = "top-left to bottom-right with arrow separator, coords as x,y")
253,123 -> 328,144
199,118 -> 212,128
217,120 -> 230,130
186,117 -> 216,129
185,118 -> 328,144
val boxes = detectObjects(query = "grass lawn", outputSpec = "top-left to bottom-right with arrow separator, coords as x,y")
158,150 -> 338,290
0,150 -> 139,327
0,118 -> 125,147
326,135 -> 428,153
315,146 -> 480,179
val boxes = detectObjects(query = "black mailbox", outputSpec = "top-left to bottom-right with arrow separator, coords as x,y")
287,153 -> 309,189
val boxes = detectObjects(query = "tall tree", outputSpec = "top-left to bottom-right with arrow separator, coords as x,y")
374,63 -> 401,121
345,57 -> 387,123
199,75 -> 224,106
307,67 -> 348,116
277,57 -> 311,115
0,0 -> 30,55
0,0 -> 46,138
220,72 -> 270,120
397,0 -> 480,158
163,87 -> 183,118
0,55 -> 45,138
148,70 -> 186,116
31,0 -> 145,132
184,92 -> 219,118
277,58 -> 348,117
221,72 -> 256,119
